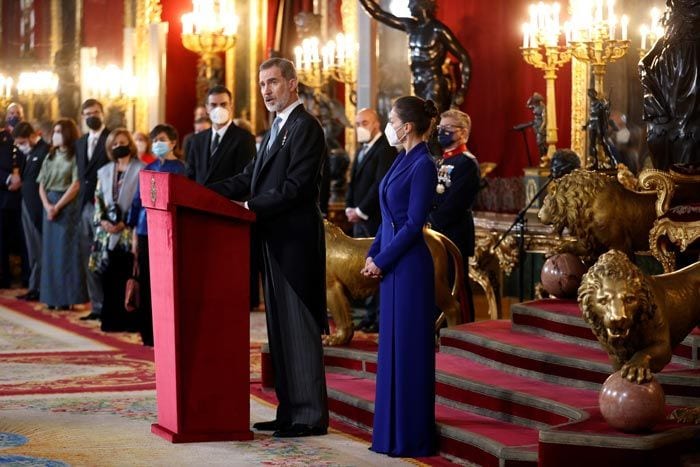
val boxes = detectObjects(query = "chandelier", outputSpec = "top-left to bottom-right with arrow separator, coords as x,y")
181,0 -> 239,101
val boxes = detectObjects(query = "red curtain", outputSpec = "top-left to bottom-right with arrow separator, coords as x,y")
437,1 -> 572,177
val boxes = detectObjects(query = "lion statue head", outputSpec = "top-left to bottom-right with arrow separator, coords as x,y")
538,169 -> 614,255
577,250 -> 656,365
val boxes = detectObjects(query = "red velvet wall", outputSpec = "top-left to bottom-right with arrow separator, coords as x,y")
437,1 -> 572,177
83,0 -> 124,64
161,0 -> 199,143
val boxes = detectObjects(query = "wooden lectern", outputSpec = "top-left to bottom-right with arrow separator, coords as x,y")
140,171 -> 255,443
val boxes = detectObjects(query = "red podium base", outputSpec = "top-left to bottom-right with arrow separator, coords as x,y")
151,423 -> 253,443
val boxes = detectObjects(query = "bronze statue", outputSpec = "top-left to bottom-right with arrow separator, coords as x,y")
640,0 -> 700,170
584,89 -> 618,170
527,92 -> 547,158
578,250 -> 700,384
538,169 -> 658,262
358,0 -> 472,111
323,220 -> 466,346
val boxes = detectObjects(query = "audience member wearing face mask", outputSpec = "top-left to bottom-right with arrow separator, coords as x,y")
90,128 -> 144,333
126,123 -> 185,346
36,118 -> 87,310
12,122 -> 50,301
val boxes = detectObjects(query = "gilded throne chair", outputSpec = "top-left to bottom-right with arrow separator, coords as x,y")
639,165 -> 700,272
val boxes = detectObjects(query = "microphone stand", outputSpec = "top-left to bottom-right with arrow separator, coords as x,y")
514,126 -> 534,167
492,175 -> 555,302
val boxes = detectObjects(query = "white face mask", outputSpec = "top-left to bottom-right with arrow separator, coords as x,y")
17,143 -> 31,155
52,133 -> 64,147
356,126 -> 372,143
209,107 -> 230,125
615,127 -> 630,145
384,122 -> 404,147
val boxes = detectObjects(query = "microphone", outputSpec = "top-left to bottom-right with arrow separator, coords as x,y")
512,121 -> 535,131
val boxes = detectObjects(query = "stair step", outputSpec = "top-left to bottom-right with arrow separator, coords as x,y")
511,299 -> 700,366
439,320 -> 700,403
325,372 -> 539,467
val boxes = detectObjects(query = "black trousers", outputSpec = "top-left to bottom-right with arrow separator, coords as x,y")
100,249 -> 138,332
0,207 -> 28,287
136,235 -> 154,346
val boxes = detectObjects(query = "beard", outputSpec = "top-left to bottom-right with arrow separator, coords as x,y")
264,88 -> 292,113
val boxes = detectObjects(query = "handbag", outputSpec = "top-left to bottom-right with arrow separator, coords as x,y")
124,261 -> 140,312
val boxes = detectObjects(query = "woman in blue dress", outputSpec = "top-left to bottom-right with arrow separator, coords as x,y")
361,95 -> 439,457
127,124 -> 185,346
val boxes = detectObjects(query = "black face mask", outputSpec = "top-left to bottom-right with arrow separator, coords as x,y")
85,116 -> 102,130
112,145 -> 131,159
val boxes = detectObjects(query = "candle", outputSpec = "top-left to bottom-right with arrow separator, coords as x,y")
522,23 -> 530,48
294,46 -> 302,70
596,0 -> 604,23
609,15 -> 616,40
640,25 -> 648,50
621,15 -> 628,41
607,0 -> 615,22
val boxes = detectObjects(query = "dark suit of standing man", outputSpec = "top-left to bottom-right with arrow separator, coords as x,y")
0,124 -> 27,288
76,99 -> 110,320
185,85 -> 256,186
185,85 -> 258,312
12,122 -> 49,300
345,108 -> 396,332
208,58 -> 328,438
345,108 -> 396,237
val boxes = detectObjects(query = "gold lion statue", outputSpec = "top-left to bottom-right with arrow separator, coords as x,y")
324,220 -> 466,346
538,169 -> 658,262
578,250 -> 700,385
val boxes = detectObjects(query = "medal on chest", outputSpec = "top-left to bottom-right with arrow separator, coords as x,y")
436,164 -> 454,194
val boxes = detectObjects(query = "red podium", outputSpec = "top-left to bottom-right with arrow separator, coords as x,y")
140,171 -> 255,443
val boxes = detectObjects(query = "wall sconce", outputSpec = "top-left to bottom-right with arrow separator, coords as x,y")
0,74 -> 13,109
16,71 -> 59,119
83,64 -> 138,104
181,0 -> 239,102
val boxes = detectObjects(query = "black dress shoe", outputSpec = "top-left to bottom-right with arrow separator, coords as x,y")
79,313 -> 101,321
17,291 -> 39,301
253,420 -> 283,431
273,424 -> 327,438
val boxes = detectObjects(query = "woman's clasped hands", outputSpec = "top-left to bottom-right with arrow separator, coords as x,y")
361,257 -> 382,279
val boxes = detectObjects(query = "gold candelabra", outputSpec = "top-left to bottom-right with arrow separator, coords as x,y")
181,0 -> 239,102
567,0 -> 630,95
521,2 -> 571,167
294,33 -> 357,95
639,6 -> 665,59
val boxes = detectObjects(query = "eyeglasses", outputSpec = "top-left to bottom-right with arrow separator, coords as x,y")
436,125 -> 465,132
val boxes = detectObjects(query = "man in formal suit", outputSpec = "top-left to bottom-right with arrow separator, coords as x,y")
208,57 -> 329,438
185,85 -> 256,185
345,108 -> 396,332
346,108 -> 396,237
12,122 -> 49,300
0,119 -> 28,288
76,99 -> 110,321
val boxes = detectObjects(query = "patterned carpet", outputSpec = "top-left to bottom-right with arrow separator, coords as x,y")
0,291 -> 421,466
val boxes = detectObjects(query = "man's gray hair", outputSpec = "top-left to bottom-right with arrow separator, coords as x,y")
260,57 -> 297,81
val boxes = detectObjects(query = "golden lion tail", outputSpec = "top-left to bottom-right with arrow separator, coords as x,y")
431,229 -> 470,322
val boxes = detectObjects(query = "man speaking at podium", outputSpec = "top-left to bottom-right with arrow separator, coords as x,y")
208,58 -> 329,438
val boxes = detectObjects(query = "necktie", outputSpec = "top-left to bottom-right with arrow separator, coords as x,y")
357,144 -> 369,165
267,117 -> 282,150
210,132 -> 220,156
88,135 -> 97,161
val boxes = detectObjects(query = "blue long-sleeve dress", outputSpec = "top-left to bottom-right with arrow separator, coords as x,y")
368,142 -> 437,457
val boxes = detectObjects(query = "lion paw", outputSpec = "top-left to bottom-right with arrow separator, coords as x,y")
322,330 -> 353,347
670,408 -> 700,424
621,361 -> 653,384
